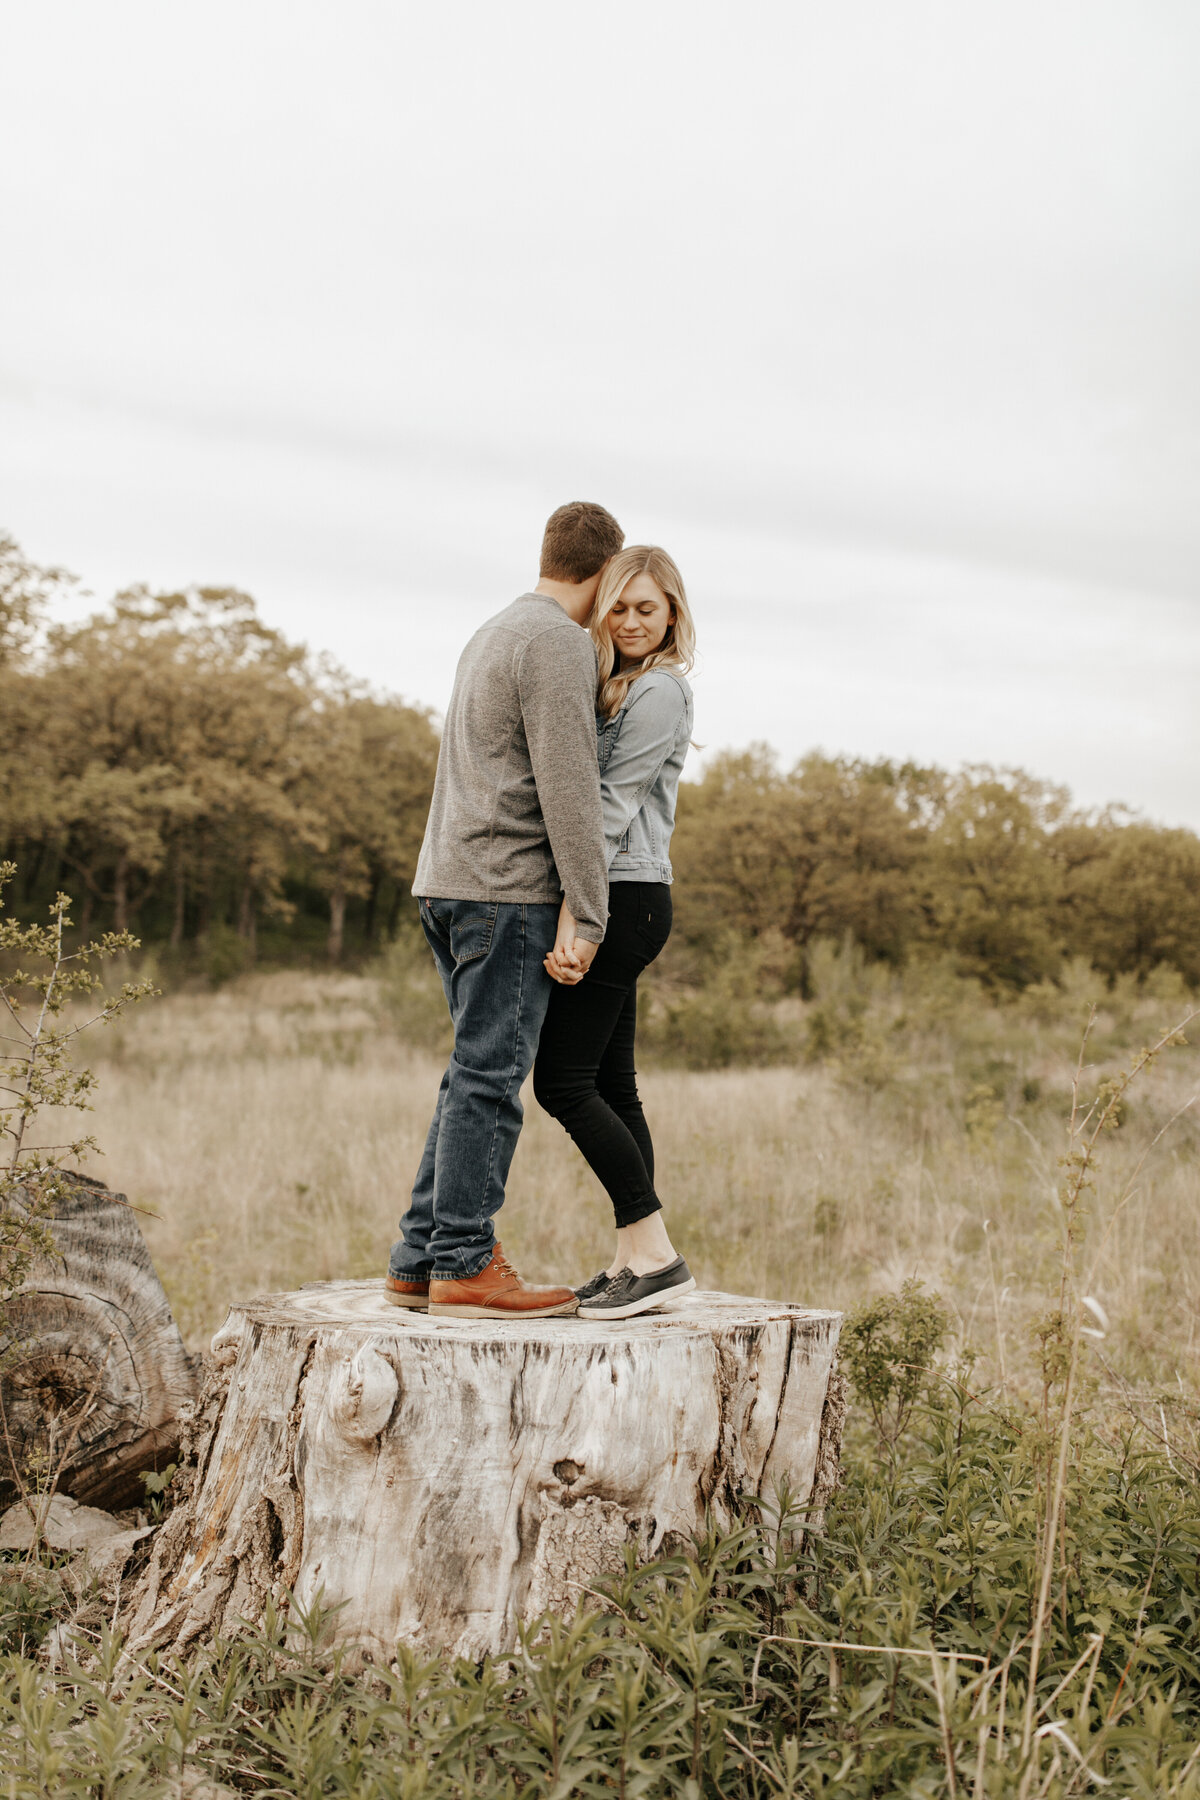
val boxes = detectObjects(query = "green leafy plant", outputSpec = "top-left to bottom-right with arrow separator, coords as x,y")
840,1277 -> 951,1462
3,1402 -> 1200,1795
0,1559 -> 71,1658
1,863 -> 155,1546
139,1462 -> 179,1525
1,863 -> 155,1304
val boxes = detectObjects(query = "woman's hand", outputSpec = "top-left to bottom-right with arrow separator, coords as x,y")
544,900 -> 591,985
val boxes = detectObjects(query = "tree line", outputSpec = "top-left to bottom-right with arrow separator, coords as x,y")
0,536 -> 439,965
667,748 -> 1200,991
3,532 -> 1197,989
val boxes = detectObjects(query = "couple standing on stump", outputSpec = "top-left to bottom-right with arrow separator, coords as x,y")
385,501 -> 696,1323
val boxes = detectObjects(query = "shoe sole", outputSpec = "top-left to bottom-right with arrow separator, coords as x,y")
383,1290 -> 430,1310
578,1276 -> 697,1320
429,1298 -> 580,1319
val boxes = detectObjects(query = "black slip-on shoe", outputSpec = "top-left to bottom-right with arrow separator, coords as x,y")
574,1268 -> 618,1303
577,1256 -> 696,1320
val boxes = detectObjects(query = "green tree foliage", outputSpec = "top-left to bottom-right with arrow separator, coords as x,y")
0,537 -> 73,855
1063,820 -> 1200,984
0,531 -> 71,668
0,537 -> 439,964
922,767 -> 1071,985
669,748 -> 929,970
5,530 -> 1200,990
299,681 -> 442,961
669,747 -> 1200,996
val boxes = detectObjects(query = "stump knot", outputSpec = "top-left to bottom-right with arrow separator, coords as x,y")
330,1346 -> 399,1443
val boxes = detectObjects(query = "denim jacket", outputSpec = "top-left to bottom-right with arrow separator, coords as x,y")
597,668 -> 693,884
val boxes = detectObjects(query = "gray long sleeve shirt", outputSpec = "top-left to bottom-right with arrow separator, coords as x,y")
412,594 -> 609,943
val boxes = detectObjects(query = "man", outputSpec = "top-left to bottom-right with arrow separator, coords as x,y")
386,501 -> 624,1318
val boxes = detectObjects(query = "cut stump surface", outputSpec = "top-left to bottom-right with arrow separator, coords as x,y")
125,1280 -> 843,1662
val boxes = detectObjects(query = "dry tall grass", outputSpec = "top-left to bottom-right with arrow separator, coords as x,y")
51,960 -> 1198,1406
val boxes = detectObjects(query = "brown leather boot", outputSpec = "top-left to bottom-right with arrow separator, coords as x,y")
428,1242 -> 578,1319
384,1276 -> 430,1309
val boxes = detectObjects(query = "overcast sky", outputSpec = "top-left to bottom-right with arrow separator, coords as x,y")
3,2 -> 1198,825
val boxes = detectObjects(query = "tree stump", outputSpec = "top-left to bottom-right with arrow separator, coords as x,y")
124,1280 -> 843,1662
0,1173 -> 197,1511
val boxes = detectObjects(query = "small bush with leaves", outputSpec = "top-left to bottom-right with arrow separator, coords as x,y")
0,862 -> 155,1544
639,933 -> 794,1069
139,1463 -> 179,1525
840,1277 -> 951,1461
0,1559 -> 72,1659
1,865 -> 155,1315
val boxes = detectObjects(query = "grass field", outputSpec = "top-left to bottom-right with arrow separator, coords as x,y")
65,957 -> 1200,1412
8,956 -> 1200,1794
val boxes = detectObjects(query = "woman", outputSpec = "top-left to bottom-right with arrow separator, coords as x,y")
533,545 -> 696,1320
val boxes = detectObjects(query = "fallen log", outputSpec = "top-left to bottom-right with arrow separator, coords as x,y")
0,1173 -> 197,1511
124,1279 -> 843,1662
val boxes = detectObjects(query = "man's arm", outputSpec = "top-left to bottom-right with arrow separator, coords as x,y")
601,676 -> 688,858
517,624 -> 608,944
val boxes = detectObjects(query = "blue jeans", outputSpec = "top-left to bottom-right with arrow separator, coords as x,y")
389,897 -> 559,1281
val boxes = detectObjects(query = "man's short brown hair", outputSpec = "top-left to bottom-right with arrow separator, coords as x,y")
539,501 -> 624,584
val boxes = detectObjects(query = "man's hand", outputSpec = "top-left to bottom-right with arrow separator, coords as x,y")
544,901 -> 600,985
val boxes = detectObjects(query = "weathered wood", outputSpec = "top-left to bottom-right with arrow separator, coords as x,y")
124,1279 -> 842,1662
0,1492 -> 153,1566
0,1173 -> 197,1511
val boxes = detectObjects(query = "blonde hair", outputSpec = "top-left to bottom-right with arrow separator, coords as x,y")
591,545 -> 695,719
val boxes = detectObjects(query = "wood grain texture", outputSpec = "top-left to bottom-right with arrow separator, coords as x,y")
0,1173 -> 197,1510
124,1279 -> 842,1661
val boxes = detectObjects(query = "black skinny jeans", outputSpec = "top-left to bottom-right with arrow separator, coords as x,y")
533,882 -> 671,1228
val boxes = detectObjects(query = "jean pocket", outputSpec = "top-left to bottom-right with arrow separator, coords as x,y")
449,903 -> 499,964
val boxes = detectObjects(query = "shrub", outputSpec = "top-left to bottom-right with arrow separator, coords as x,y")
840,1277 -> 951,1460
197,920 -> 250,988
3,1381 -> 1200,1794
803,935 -> 901,1086
640,934 -> 796,1069
0,1561 -> 71,1658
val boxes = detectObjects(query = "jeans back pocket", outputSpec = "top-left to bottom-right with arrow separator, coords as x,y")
448,902 -> 499,965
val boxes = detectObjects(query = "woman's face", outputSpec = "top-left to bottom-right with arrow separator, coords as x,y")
606,573 -> 674,662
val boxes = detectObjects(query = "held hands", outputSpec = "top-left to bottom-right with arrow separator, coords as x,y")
544,900 -> 599,986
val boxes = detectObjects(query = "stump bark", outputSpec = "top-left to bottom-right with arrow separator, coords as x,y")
124,1279 -> 842,1662
0,1173 -> 197,1511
